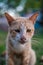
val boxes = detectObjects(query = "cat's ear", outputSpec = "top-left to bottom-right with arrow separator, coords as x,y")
5,13 -> 14,25
29,12 -> 39,24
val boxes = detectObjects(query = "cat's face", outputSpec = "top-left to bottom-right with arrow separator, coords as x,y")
5,13 -> 38,52
9,18 -> 34,44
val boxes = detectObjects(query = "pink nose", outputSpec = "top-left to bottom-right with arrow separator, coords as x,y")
20,36 -> 26,42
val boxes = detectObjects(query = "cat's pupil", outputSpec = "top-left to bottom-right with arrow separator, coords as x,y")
27,29 -> 31,32
15,29 -> 20,33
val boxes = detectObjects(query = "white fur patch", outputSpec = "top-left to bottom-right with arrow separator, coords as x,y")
10,35 -> 31,53
10,36 -> 26,53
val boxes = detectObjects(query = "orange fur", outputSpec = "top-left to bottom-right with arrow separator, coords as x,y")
5,12 -> 38,65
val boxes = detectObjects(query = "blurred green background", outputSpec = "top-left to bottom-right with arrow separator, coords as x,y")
0,0 -> 43,65
0,0 -> 42,15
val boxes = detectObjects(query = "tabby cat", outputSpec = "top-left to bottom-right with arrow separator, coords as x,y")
5,12 -> 38,65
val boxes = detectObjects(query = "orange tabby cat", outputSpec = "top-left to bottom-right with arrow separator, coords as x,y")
5,12 -> 38,65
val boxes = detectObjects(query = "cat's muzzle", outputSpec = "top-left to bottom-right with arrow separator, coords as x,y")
19,36 -> 27,44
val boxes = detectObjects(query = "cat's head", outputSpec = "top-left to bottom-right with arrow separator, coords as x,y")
5,12 -> 38,44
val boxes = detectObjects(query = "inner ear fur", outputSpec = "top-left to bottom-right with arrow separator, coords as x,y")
29,12 -> 39,24
5,13 -> 14,25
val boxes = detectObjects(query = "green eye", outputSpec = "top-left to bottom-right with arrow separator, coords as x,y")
27,29 -> 31,32
15,29 -> 20,33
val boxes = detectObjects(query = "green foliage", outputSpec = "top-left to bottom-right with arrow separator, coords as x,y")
0,0 -> 4,2
0,30 -> 7,54
6,0 -> 21,8
0,0 -> 41,13
23,0 -> 40,12
32,33 -> 43,65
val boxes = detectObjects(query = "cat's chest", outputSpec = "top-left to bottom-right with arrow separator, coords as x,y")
14,54 -> 23,65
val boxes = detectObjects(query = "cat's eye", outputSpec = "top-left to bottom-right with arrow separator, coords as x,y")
15,29 -> 20,33
27,29 -> 31,32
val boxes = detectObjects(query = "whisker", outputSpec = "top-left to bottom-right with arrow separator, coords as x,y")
33,38 -> 43,40
32,39 -> 42,45
32,40 -> 40,43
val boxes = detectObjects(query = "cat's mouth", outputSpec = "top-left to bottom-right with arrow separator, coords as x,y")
19,40 -> 27,44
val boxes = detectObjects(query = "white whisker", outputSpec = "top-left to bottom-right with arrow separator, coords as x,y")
32,39 -> 42,45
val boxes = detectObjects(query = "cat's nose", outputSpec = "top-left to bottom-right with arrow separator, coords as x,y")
21,36 -> 26,41
20,36 -> 26,44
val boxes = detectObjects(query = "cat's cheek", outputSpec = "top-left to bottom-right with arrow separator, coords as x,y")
31,31 -> 34,38
26,32 -> 33,39
24,33 -> 30,41
10,31 -> 17,38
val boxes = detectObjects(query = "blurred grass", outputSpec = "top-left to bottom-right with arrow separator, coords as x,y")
0,30 -> 7,54
32,33 -> 43,65
0,30 -> 43,65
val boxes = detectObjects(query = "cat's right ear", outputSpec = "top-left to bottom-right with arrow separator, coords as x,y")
5,13 -> 14,25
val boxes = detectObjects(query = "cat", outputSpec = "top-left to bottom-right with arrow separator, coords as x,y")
5,12 -> 38,65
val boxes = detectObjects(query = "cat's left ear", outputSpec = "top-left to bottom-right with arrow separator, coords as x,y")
29,12 -> 39,24
5,13 -> 14,25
